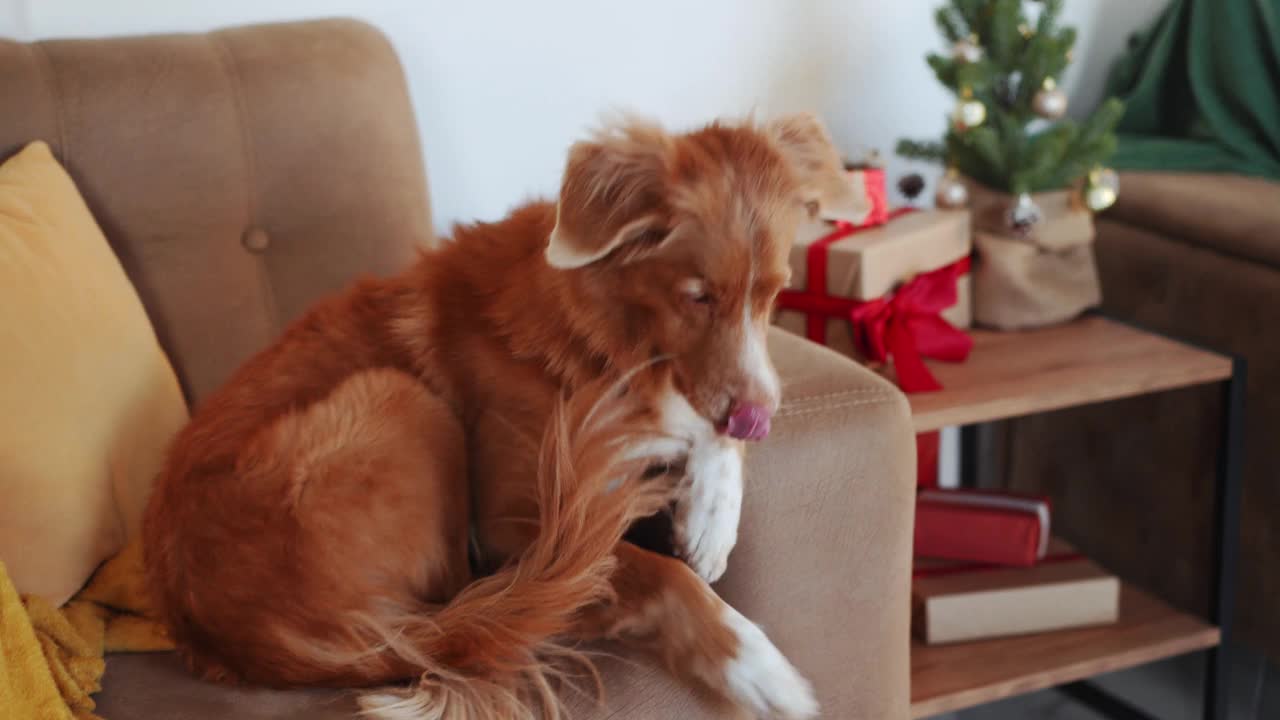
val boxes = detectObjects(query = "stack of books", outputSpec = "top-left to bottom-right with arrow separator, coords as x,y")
912,489 -> 1120,645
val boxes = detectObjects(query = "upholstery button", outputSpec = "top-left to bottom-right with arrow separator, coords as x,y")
242,228 -> 270,253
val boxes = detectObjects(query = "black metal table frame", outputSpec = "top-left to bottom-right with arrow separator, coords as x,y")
956,319 -> 1246,720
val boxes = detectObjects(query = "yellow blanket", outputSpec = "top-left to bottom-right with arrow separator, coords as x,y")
0,540 -> 173,720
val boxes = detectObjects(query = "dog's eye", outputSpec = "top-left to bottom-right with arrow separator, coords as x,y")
677,278 -> 714,307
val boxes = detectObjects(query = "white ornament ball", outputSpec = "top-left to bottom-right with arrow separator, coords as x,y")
953,99 -> 987,130
1032,86 -> 1069,119
1085,184 -> 1118,212
935,175 -> 970,209
952,38 -> 984,64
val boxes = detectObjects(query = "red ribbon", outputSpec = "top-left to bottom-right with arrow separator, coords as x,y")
777,209 -> 972,393
860,167 -> 891,226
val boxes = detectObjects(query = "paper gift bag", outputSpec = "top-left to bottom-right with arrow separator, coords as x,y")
965,180 -> 1101,330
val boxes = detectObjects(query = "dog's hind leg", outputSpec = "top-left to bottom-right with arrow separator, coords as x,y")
573,542 -> 818,720
148,368 -> 473,687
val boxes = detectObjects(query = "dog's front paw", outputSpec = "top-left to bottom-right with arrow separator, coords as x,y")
722,605 -> 820,719
674,439 -> 742,583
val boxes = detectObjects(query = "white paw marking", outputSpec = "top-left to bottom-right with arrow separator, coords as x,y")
723,605 -> 819,720
675,438 -> 742,583
656,386 -> 745,583
657,387 -> 713,443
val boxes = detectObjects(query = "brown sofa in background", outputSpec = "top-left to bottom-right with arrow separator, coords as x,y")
0,18 -> 916,719
995,172 -> 1280,665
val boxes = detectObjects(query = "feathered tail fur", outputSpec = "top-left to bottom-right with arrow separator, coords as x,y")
354,380 -> 681,720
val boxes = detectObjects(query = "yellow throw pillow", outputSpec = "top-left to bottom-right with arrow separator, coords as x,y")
0,141 -> 188,606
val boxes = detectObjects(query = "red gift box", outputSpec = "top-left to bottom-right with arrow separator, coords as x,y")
914,488 -> 1051,567
836,166 -> 890,227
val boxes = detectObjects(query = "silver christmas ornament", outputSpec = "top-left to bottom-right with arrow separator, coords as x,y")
1032,77 -> 1068,119
953,98 -> 987,130
952,36 -> 984,63
935,171 -> 970,209
1006,192 -> 1042,236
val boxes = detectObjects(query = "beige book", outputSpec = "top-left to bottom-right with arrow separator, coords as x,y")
913,543 -> 1120,645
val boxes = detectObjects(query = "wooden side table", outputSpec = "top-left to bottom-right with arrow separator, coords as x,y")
907,315 -> 1244,720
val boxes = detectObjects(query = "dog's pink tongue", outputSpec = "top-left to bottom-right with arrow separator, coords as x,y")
725,403 -> 772,441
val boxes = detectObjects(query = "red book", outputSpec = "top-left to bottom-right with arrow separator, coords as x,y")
914,488 -> 1050,567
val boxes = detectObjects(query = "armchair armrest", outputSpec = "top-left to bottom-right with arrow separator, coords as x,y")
565,329 -> 915,719
720,329 -> 914,718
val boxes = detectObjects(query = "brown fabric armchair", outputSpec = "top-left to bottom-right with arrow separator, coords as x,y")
0,19 -> 916,719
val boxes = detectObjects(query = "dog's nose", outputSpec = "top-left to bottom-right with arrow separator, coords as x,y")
725,402 -> 772,441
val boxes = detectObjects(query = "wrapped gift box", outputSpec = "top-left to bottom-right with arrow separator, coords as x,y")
789,210 -> 971,302
832,166 -> 890,226
774,209 -> 973,393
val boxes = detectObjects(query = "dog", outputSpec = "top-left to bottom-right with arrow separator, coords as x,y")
143,113 -> 861,720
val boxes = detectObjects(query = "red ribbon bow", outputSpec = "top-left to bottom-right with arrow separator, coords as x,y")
847,257 -> 972,392
777,210 -> 972,393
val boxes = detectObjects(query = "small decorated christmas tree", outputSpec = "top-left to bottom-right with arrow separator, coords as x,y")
898,0 -> 1125,219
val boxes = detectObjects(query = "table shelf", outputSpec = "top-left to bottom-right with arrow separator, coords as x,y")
910,316 -> 1233,433
911,583 -> 1219,718
906,316 -> 1234,717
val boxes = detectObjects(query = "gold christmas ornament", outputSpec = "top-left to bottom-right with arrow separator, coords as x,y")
1083,166 -> 1120,211
1092,166 -> 1120,192
952,35 -> 984,63
953,89 -> 987,130
1018,23 -> 1034,39
1032,77 -> 1069,119
934,170 -> 970,209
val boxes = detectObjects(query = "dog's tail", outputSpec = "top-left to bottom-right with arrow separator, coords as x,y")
355,381 -> 681,720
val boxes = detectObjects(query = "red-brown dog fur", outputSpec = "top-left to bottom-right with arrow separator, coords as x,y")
143,114 -> 856,719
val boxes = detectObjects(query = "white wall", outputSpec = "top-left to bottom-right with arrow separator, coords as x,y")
3,0 -> 1166,232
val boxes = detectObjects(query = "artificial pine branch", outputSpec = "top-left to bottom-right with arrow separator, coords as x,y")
936,6 -> 967,43
897,140 -> 949,162
899,0 -> 1124,194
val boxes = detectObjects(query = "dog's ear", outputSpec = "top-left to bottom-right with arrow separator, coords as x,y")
546,121 -> 671,269
766,113 -> 870,224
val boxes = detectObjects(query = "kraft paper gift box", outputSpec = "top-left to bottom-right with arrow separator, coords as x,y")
774,210 -> 973,385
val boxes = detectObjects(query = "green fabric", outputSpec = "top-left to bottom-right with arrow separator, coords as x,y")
1106,0 -> 1280,179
